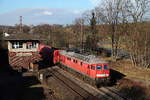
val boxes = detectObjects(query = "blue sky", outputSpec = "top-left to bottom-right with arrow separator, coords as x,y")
0,0 -> 98,25
0,0 -> 95,14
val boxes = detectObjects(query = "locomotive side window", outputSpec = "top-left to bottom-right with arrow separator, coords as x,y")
76,60 -> 78,63
80,62 -> 83,66
97,65 -> 102,70
67,57 -> 71,61
104,65 -> 108,70
73,59 -> 77,63
91,66 -> 95,70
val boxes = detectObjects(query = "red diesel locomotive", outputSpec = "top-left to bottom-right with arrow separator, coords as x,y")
53,50 -> 110,86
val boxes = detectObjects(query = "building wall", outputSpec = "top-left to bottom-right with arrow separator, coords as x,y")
8,41 -> 39,52
7,41 -> 41,70
9,51 -> 40,69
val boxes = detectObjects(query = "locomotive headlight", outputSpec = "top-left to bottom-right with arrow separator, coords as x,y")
96,74 -> 109,77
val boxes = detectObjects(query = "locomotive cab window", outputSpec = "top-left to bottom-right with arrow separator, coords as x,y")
104,65 -> 108,70
97,65 -> 102,70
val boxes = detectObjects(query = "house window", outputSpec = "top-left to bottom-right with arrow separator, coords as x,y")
26,42 -> 37,49
12,42 -> 23,49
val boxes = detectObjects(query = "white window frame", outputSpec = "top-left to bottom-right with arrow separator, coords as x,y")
12,42 -> 23,49
26,42 -> 37,49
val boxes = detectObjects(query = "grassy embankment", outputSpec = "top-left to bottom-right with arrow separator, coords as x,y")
101,43 -> 150,99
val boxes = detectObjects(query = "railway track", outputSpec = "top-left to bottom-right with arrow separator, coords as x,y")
57,66 -> 128,100
40,67 -> 128,100
104,87 -> 129,100
98,87 -> 129,100
45,67 -> 98,100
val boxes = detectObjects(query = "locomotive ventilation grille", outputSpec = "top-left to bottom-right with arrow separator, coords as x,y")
60,51 -> 108,64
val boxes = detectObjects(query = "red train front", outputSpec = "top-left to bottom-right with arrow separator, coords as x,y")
54,50 -> 110,86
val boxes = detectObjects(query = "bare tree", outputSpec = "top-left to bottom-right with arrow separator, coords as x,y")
95,0 -> 129,60
126,0 -> 150,22
95,0 -> 150,66
77,18 -> 85,50
73,18 -> 85,49
125,0 -> 150,67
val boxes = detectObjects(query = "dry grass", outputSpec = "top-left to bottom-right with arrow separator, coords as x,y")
100,56 -> 150,99
99,43 -> 150,82
116,78 -> 150,100
108,59 -> 150,100
111,60 -> 150,83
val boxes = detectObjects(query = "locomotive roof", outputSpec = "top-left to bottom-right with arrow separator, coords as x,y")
60,50 -> 108,64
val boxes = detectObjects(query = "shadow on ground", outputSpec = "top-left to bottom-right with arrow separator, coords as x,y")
37,47 -> 57,70
21,76 -> 45,100
118,79 -> 150,100
0,48 -> 45,100
109,69 -> 126,85
120,85 -> 149,100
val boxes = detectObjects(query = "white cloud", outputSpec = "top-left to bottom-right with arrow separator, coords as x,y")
89,0 -> 101,6
43,11 -> 53,15
72,10 -> 81,14
35,11 -> 53,16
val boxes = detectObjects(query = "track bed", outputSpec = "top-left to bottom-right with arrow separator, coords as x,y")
39,66 -> 128,100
